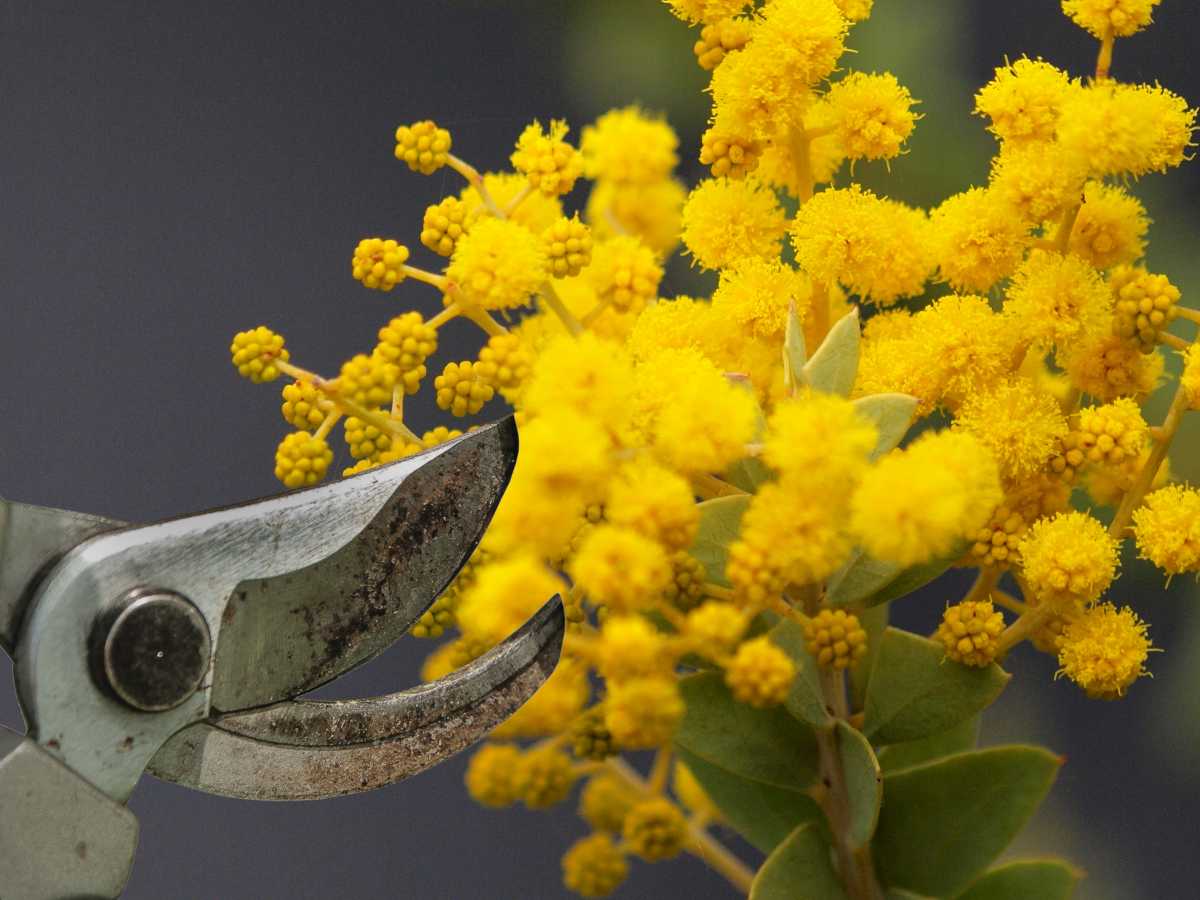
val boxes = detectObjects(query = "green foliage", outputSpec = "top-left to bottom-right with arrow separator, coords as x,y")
750,824 -> 847,900
804,309 -> 860,396
784,301 -> 809,392
873,747 -> 1063,897
771,620 -> 834,728
690,495 -> 750,588
877,716 -> 980,773
852,393 -> 918,461
863,628 -> 1009,744
954,859 -> 1082,900
837,721 -> 882,849
848,605 -> 889,711
827,543 -> 967,609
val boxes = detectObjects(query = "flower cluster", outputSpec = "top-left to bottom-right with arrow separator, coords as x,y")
228,0 -> 1198,895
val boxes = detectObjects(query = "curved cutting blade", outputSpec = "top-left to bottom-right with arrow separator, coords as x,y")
148,595 -> 563,800
209,417 -> 517,713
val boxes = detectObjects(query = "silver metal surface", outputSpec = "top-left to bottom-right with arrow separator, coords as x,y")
15,420 -> 515,802
0,726 -> 138,900
147,596 -> 563,800
0,498 -> 124,657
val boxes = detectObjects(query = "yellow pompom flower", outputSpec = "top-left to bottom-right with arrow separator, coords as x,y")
460,172 -> 564,233
475,333 -> 533,404
1018,511 -> 1118,608
596,615 -> 672,683
1062,332 -> 1162,402
850,430 -> 1003,566
511,119 -> 583,197
579,774 -> 637,832
517,747 -> 577,809
663,0 -> 749,26
711,258 -> 812,342
935,600 -> 1005,667
622,798 -> 688,861
930,187 -> 1030,293
1058,82 -> 1195,178
834,0 -> 873,21
1184,343 -> 1200,409
725,636 -> 796,707
376,311 -> 437,395
274,431 -> 333,489
955,378 -> 1069,483
763,394 -> 878,486
446,218 -> 549,312
280,380 -> 334,430
336,353 -> 400,408
974,58 -> 1073,144
420,196 -> 472,257
699,122 -> 760,179
523,332 -> 638,439
543,214 -> 593,278
1111,266 -> 1181,352
752,0 -> 848,89
825,71 -> 918,162
586,236 -> 663,316
681,177 -> 787,271
1132,484 -> 1200,575
1056,603 -> 1152,699
693,17 -> 753,70
571,525 -> 673,615
604,677 -> 685,749
581,106 -> 679,184
493,660 -> 590,740
585,178 -> 687,257
990,141 -> 1088,224
351,237 -> 410,291
1068,182 -> 1148,271
434,360 -> 494,417
1062,0 -> 1160,39
1075,398 -> 1147,467
708,39 -> 811,142
912,294 -> 1023,410
464,744 -> 523,808
804,608 -> 869,671
970,503 -> 1032,569
456,555 -> 565,647
230,326 -> 289,383
1004,251 -> 1111,350
606,461 -> 699,552
393,120 -> 451,174
562,834 -> 628,899
685,602 -> 751,653
342,416 -> 392,461
793,185 -> 934,304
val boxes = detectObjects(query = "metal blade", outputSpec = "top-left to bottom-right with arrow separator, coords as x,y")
209,417 -> 517,712
147,595 -> 563,800
0,499 -> 125,656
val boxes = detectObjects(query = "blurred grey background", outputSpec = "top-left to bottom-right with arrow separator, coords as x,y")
2,1 -> 1199,897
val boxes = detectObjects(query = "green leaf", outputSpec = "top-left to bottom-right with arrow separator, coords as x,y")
863,628 -> 1009,744
675,672 -> 819,789
878,715 -> 980,773
886,892 -> 935,900
770,620 -> 832,729
826,543 -> 966,609
873,746 -> 1063,897
953,859 -> 1082,900
848,604 -> 889,712
803,309 -> 860,397
676,748 -> 820,854
691,495 -> 751,589
750,823 -> 847,900
837,721 -> 882,849
853,393 -> 919,461
724,456 -> 774,492
783,301 -> 809,392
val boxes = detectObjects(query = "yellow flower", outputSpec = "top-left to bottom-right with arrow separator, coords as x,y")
724,636 -> 796,707
581,106 -> 679,184
1058,82 -> 1195,178
523,332 -> 638,440
230,326 -> 289,383
604,677 -> 685,748
681,177 -> 787,271
579,773 -> 638,832
606,461 -> 699,552
562,833 -> 628,898
711,257 -> 813,342
1111,266 -> 1181,351
1057,603 -> 1152,699
434,360 -> 494,417
586,179 -> 687,257
1132,484 -> 1200,575
585,236 -> 663,316
543,214 -> 593,279
1075,398 -> 1148,467
974,58 -> 1073,144
693,17 -> 754,71
1068,182 -> 1148,270
1062,332 -> 1162,402
1018,511 -> 1118,608
393,120 -> 451,174
446,218 -> 548,311
596,615 -> 674,683
1062,0 -> 1160,38
623,798 -> 688,861
663,0 -> 749,26
685,602 -> 751,653
273,431 -> 332,489
493,658 -> 590,740
464,744 -> 523,808
753,0 -> 848,89
1003,251 -> 1111,350
989,141 -> 1088,224
708,37 -> 813,142
456,555 -> 566,648
935,600 -> 1005,667
511,119 -> 582,196
1184,343 -> 1200,409
420,196 -> 472,257
825,71 -> 918,162
955,378 -> 1069,483
803,608 -> 869,671
517,747 -> 577,809
375,311 -> 437,395
626,297 -> 719,362
571,525 -> 673,614
912,294 -> 1023,410
763,394 -> 877,486
930,187 -> 1030,293
351,237 -> 410,291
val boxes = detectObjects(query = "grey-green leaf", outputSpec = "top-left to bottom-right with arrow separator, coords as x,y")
750,823 -> 847,900
803,309 -> 860,397
676,672 -> 819,790
848,604 -> 889,712
878,715 -> 980,773
784,301 -> 809,392
853,393 -> 918,461
771,620 -> 832,729
725,457 -> 774,492
837,721 -> 882,849
873,746 -> 1063,897
863,628 -> 1009,744
691,495 -> 751,589
953,859 -> 1082,900
676,748 -> 820,854
827,543 -> 966,609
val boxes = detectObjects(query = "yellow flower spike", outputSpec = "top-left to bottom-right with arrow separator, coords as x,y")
1062,332 -> 1163,402
1183,343 -> 1200,409
935,600 -> 1006,667
342,416 -> 393,461
685,602 -> 751,653
446,217 -> 549,312
1132,484 -> 1200,575
724,636 -> 796,707
1110,266 -> 1181,352
989,141 -> 1088,225
763,394 -> 878,486
464,744 -> 523,808
1056,602 -> 1152,699
681,176 -> 787,271
562,833 -> 629,899
1062,0 -> 1160,39
375,311 -> 437,395
571,708 -> 618,761
596,615 -> 673,683
335,353 -> 400,408
280,379 -> 335,430
930,187 -> 1030,293
350,237 -> 410,291
664,552 -> 708,612
699,123 -> 760,179
543,214 -> 594,279
1018,510 -> 1119,609
230,326 -> 289,383
581,106 -> 679,185
273,430 -> 333,489
516,747 -> 577,810
433,360 -> 494,417
692,17 -> 753,70
1075,397 -> 1148,467
954,378 -> 1069,484
824,71 -> 919,163
393,120 -> 452,174
1068,182 -> 1149,271
420,196 -> 472,257
803,608 -> 868,672
622,797 -> 688,861
475,332 -> 533,404
571,525 -> 673,615
511,119 -> 583,197
970,503 -> 1032,570
603,677 -> 685,749
974,57 -> 1073,144
663,0 -> 750,26
1004,250 -> 1112,350
606,461 -> 699,553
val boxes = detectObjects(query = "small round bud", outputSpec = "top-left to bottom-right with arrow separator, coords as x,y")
724,636 -> 796,707
475,333 -> 533,403
622,797 -> 688,862
1111,266 -> 1181,352
935,600 -> 1005,667
562,833 -> 628,898
230,326 -> 289,383
517,747 -> 577,809
685,602 -> 749,654
342,416 -> 393,461
543,214 -> 594,278
420,196 -> 472,257
699,125 -> 760,179
464,743 -> 523,807
604,677 -> 684,749
434,360 -> 495,416
280,380 -> 334,430
375,311 -> 438,395
663,552 -> 707,612
803,609 -> 869,671
511,119 -> 583,196
571,707 -> 618,761
336,353 -> 400,408
578,773 -> 637,833
970,504 -> 1030,569
273,431 -> 333,489
394,120 -> 452,174
351,237 -> 410,291
692,18 -> 752,70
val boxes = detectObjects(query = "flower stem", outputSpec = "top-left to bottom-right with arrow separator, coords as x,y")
1095,28 -> 1115,81
463,306 -> 509,337
1053,203 -> 1081,253
1159,331 -> 1188,351
400,264 -> 447,291
539,282 -> 585,336
962,567 -> 1002,606
692,473 -> 748,499
427,303 -> 461,330
788,125 -> 815,204
447,154 -> 502,217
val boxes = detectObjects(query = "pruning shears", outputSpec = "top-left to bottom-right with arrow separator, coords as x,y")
0,418 -> 563,899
